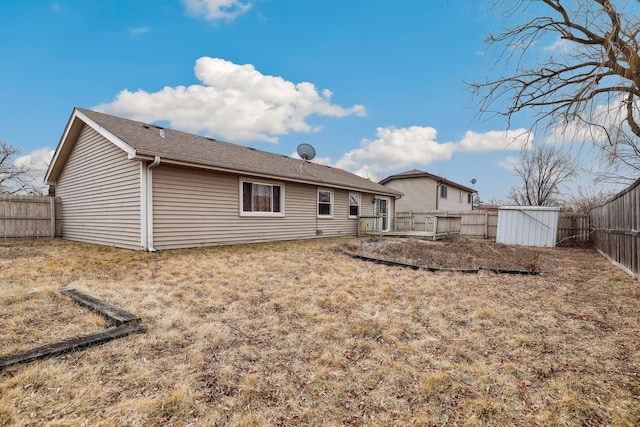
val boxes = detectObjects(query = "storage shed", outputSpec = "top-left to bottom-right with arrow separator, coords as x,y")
496,206 -> 560,247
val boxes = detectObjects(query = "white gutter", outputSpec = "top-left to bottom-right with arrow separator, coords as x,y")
141,156 -> 161,252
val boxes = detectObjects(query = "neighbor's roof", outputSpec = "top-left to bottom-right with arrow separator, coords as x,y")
46,108 -> 402,197
379,168 -> 476,193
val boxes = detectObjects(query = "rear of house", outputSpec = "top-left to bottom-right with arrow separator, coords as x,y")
45,108 -> 401,251
380,169 -> 476,213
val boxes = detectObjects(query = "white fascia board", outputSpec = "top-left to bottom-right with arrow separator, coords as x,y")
74,109 -> 136,157
45,109 -> 137,184
44,109 -> 77,184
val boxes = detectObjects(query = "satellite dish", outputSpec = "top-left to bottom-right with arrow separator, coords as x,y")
297,143 -> 316,161
470,178 -> 477,185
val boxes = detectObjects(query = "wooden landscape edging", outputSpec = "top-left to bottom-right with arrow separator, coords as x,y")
0,289 -> 145,370
60,288 -> 141,325
342,250 -> 539,276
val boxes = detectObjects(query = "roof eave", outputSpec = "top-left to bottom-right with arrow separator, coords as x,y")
131,152 -> 402,198
45,108 -> 137,184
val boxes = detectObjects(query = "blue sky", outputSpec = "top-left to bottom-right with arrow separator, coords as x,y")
0,0 -> 615,200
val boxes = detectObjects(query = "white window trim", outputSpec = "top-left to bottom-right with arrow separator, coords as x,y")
317,189 -> 333,218
239,178 -> 285,217
459,190 -> 463,203
348,192 -> 361,219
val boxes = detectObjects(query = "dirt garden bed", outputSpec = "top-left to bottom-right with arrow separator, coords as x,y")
341,236 -> 556,273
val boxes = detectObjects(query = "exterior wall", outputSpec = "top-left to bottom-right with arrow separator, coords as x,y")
496,206 -> 560,247
437,186 -> 473,212
152,165 -> 371,250
383,177 -> 437,212
383,177 -> 473,212
56,125 -> 141,249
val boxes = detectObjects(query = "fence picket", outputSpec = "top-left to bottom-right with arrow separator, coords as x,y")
590,178 -> 640,278
0,195 -> 62,239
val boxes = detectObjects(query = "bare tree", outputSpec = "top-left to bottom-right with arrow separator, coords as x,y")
471,0 -> 640,183
507,144 -> 578,206
562,185 -> 613,213
0,140 -> 37,194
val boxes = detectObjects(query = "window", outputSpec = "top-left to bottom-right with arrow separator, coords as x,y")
241,180 -> 283,216
349,193 -> 360,218
440,185 -> 448,199
318,190 -> 333,217
459,191 -> 463,203
468,193 -> 473,204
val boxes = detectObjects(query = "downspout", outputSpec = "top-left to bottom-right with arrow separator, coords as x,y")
146,156 -> 161,252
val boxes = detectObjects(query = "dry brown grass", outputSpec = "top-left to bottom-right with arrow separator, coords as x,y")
0,237 -> 638,426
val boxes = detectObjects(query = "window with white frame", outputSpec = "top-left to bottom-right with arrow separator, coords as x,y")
440,185 -> 448,199
241,180 -> 283,216
348,193 -> 360,218
459,190 -> 463,203
468,193 -> 473,204
318,189 -> 333,217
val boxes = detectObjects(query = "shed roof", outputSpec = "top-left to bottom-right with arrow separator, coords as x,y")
46,108 -> 402,197
379,168 -> 476,193
499,206 -> 561,211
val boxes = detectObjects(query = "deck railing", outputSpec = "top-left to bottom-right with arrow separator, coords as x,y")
358,216 -> 384,236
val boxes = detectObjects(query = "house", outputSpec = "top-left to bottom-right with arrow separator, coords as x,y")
44,108 -> 402,251
379,169 -> 476,213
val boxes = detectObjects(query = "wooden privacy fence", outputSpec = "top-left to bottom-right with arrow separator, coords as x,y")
590,178 -> 640,278
393,210 -> 590,243
395,211 -> 499,239
0,195 -> 62,239
557,214 -> 591,244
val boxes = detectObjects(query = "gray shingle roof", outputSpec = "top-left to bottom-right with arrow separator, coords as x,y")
61,108 -> 401,197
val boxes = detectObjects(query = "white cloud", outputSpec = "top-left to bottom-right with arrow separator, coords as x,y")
543,94 -> 633,145
458,129 -> 532,152
51,3 -> 61,13
543,37 -> 574,55
130,27 -> 150,36
183,0 -> 251,22
498,156 -> 519,171
94,57 -> 366,143
13,147 -> 54,170
13,147 -> 55,194
335,126 -> 532,177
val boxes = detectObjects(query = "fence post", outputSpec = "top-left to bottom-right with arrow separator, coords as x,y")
433,216 -> 438,241
50,196 -> 56,238
484,211 -> 488,238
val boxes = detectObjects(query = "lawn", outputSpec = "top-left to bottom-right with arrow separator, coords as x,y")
0,237 -> 638,426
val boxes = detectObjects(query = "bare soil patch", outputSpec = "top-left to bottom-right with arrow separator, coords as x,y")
0,237 -> 638,426
342,236 -> 554,273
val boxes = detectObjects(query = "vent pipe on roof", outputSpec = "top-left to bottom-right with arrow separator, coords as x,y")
159,128 -> 166,138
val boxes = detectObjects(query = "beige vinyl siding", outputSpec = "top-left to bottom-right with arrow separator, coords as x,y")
316,189 -> 359,237
152,165 -> 366,250
56,125 -> 141,249
438,187 -> 473,212
384,177 -> 437,212
384,177 -> 472,212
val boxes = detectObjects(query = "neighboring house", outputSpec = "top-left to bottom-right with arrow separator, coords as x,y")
379,169 -> 476,213
45,108 -> 402,251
